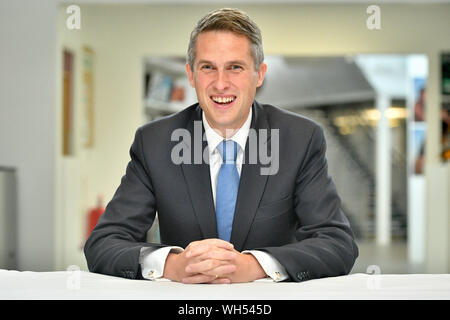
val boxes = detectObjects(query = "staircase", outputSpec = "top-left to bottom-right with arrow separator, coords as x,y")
295,106 -> 407,240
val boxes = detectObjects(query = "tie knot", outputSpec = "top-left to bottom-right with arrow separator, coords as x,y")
217,140 -> 238,164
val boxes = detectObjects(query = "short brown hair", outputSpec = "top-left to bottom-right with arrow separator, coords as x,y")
186,8 -> 264,71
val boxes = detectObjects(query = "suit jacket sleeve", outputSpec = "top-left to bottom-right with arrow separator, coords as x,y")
84,127 -> 166,279
258,125 -> 359,282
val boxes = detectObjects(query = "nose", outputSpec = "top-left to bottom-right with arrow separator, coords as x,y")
213,70 -> 230,91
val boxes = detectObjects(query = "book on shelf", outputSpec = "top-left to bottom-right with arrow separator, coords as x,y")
146,71 -> 173,103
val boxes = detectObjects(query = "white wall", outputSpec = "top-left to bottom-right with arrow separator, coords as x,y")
54,6 -> 87,271
0,0 -> 58,271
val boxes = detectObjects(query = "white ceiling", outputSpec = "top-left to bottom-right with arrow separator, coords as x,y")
60,0 -> 450,4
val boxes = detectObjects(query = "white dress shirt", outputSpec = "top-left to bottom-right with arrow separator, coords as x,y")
140,108 -> 288,282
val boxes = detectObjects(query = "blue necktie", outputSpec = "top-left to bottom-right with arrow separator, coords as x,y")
216,140 -> 240,242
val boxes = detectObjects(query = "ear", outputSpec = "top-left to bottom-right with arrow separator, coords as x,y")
256,62 -> 267,87
185,63 -> 195,88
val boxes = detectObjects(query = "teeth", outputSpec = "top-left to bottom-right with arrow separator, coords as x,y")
212,96 -> 235,104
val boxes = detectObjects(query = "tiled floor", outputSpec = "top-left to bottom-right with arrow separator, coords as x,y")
350,240 -> 425,274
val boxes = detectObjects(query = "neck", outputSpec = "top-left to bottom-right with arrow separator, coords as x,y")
204,109 -> 251,139
213,127 -> 239,139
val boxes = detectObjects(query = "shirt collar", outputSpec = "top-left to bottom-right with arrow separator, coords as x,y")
202,107 -> 252,154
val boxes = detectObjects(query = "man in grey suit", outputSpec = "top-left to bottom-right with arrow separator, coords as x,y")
84,8 -> 358,284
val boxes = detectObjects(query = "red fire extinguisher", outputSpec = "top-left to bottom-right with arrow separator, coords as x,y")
87,195 -> 105,238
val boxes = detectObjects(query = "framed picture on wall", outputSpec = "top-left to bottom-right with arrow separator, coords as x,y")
62,49 -> 74,156
81,46 -> 95,149
441,53 -> 450,161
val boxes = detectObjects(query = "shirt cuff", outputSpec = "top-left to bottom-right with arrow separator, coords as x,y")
139,246 -> 184,281
242,250 -> 289,282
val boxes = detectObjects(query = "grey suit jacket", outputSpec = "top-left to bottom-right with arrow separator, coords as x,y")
84,101 -> 358,282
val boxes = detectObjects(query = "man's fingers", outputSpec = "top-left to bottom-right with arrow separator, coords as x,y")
182,274 -> 216,284
208,277 -> 231,284
187,238 -> 233,250
185,239 -> 234,258
182,274 -> 231,284
186,260 -> 236,275
205,264 -> 236,277
186,239 -> 234,257
198,249 -> 237,262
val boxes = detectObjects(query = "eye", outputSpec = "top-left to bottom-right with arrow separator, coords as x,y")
201,65 -> 213,70
230,65 -> 243,71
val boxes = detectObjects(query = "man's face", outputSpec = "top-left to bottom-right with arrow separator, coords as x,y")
186,30 -> 267,137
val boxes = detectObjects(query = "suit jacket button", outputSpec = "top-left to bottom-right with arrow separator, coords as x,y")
122,270 -> 135,279
297,271 -> 310,281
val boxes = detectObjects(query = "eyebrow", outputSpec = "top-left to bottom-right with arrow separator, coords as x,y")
196,60 -> 213,66
227,60 -> 248,67
197,60 -> 249,67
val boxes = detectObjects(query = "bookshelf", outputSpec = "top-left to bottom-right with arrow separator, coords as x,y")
143,57 -> 196,122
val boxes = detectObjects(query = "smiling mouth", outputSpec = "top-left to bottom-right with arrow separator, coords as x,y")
210,95 -> 236,106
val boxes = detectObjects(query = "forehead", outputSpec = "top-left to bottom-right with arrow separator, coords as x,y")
195,30 -> 253,63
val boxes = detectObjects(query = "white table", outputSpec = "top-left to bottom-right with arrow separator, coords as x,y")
0,269 -> 449,300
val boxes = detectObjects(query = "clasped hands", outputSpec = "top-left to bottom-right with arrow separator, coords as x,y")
162,238 -> 266,284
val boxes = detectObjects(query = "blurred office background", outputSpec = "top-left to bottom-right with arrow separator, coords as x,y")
0,0 -> 449,275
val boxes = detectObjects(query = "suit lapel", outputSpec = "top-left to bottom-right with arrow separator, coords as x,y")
180,105 -> 218,239
230,102 -> 271,251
